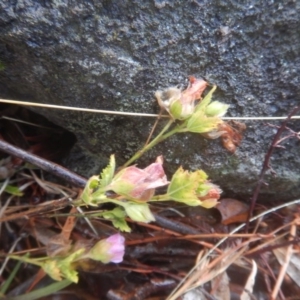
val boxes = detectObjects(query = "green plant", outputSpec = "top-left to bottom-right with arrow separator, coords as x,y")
5,77 -> 242,289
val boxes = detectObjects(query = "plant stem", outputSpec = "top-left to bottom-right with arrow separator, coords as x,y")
122,119 -> 174,167
122,119 -> 187,167
8,255 -> 43,267
149,194 -> 170,201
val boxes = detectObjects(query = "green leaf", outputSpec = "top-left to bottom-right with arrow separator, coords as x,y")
4,185 -> 23,196
0,254 -> 26,295
167,167 -> 202,206
99,155 -> 116,189
57,249 -> 85,283
111,218 -> 131,232
8,279 -> 72,300
81,176 -> 100,206
167,167 -> 212,206
42,260 -> 62,281
194,85 -> 217,112
186,110 -> 222,133
124,202 -> 155,223
102,207 -> 131,232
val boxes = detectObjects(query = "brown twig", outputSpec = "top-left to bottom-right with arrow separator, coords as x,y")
245,106 -> 300,232
0,139 -> 199,237
0,139 -> 86,188
153,213 -> 200,235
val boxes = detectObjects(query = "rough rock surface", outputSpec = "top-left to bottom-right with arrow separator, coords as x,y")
0,0 -> 299,202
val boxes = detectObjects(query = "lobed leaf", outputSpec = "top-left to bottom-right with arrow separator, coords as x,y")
99,154 -> 116,189
167,167 -> 201,206
102,207 -> 131,232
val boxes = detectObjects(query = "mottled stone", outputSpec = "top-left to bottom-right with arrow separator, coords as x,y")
0,0 -> 299,201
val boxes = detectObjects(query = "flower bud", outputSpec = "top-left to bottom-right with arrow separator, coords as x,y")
205,101 -> 229,117
197,183 -> 222,208
155,77 -> 208,120
88,233 -> 125,264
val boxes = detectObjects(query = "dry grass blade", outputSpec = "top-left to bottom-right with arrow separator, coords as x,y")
240,260 -> 257,300
1,98 -> 300,119
167,198 -> 300,300
0,171 -> 78,222
271,221 -> 297,299
0,179 -> 35,232
210,271 -> 230,300
0,197 -> 71,222
168,244 -> 249,300
273,247 -> 300,288
0,236 -> 23,277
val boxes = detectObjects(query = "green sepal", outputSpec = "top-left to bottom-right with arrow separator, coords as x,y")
169,100 -> 183,120
186,110 -> 222,133
57,249 -> 84,283
205,101 -> 229,117
42,249 -> 85,283
195,85 -> 217,112
124,202 -> 155,223
102,207 -> 131,232
42,260 -> 62,282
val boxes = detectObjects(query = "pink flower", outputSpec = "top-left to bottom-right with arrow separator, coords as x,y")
105,234 -> 125,263
109,156 -> 169,201
88,233 -> 125,264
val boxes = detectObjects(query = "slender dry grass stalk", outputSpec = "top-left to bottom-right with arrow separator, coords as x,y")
271,222 -> 297,299
0,98 -> 300,120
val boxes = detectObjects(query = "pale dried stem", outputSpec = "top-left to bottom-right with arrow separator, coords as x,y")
245,232 -> 289,256
271,222 -> 297,299
245,218 -> 299,257
1,98 -> 300,120
144,109 -> 163,146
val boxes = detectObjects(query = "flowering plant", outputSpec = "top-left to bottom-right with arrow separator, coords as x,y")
80,77 -> 244,230
9,233 -> 125,283
8,77 -> 244,287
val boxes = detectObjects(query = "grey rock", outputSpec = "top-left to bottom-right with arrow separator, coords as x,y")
0,0 -> 299,202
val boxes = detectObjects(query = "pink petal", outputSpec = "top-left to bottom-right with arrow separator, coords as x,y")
117,166 -> 147,184
181,77 -> 207,104
106,234 -> 125,263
